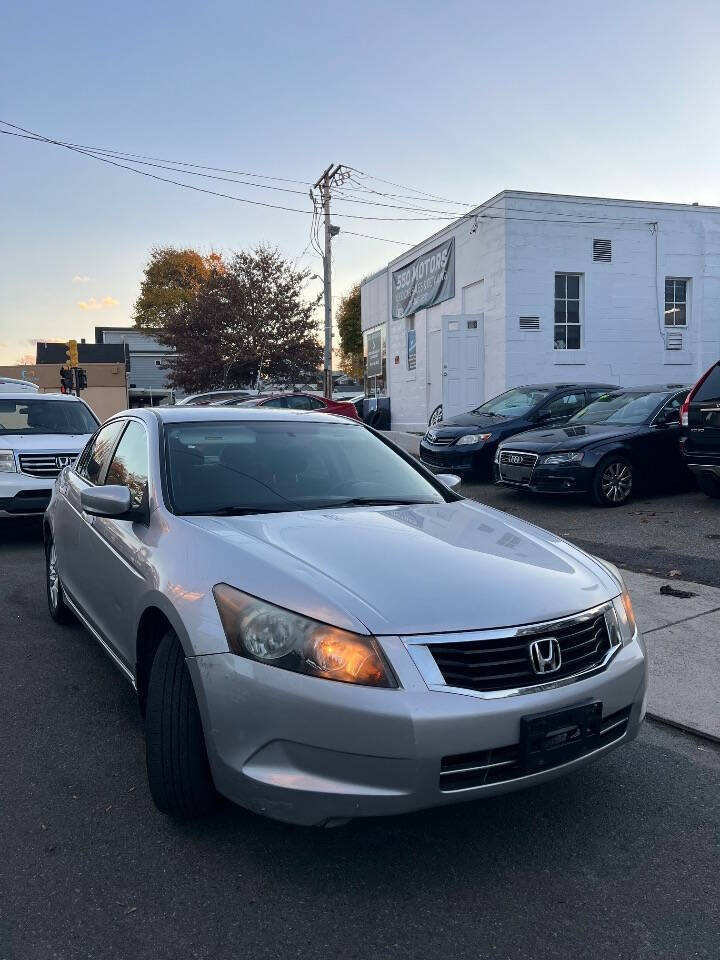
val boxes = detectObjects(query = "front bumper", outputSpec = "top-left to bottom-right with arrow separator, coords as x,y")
0,473 -> 55,514
419,440 -> 490,473
493,461 -> 592,493
188,631 -> 647,825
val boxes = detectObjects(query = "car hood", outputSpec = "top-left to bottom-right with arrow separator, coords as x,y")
502,423 -> 641,452
1,433 -> 91,452
431,413 -> 513,435
184,501 -> 620,636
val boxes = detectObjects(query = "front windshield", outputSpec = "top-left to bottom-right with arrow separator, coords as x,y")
165,420 -> 447,515
472,387 -> 551,418
0,398 -> 99,436
569,391 -> 667,426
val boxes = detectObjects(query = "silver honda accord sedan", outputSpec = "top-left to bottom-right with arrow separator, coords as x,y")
44,407 -> 647,825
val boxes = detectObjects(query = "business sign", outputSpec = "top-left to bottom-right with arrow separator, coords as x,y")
366,328 -> 383,378
407,328 -> 416,370
392,238 -> 455,319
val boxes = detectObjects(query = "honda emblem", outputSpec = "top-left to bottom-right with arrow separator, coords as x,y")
529,637 -> 562,675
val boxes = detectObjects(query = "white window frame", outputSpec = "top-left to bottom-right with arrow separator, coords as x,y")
554,273 -> 583,351
664,278 -> 689,328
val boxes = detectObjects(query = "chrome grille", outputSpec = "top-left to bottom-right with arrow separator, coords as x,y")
18,453 -> 79,478
498,450 -> 538,467
425,432 -> 455,446
439,706 -> 631,792
428,610 -> 616,693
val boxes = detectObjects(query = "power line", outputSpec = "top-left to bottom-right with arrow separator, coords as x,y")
0,123 -> 312,185
340,230 -> 413,246
0,124 -> 468,215
348,167 -> 475,206
0,124 -> 463,222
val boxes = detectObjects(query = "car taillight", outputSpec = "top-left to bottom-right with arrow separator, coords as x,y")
683,362 -> 718,426
680,395 -> 690,427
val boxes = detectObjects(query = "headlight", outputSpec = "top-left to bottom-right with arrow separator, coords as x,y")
457,433 -> 491,446
592,557 -> 637,645
0,450 -> 16,473
615,589 -> 637,642
541,451 -> 584,465
213,583 -> 397,687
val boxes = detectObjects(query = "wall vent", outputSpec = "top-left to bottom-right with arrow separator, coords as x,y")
665,330 -> 683,351
519,316 -> 540,330
593,239 -> 612,262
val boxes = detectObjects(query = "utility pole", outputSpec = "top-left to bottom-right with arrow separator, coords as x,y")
312,163 -> 347,398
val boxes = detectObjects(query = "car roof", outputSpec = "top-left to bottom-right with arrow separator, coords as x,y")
145,406 -> 351,425
0,391 -> 85,402
517,382 -> 619,391
603,384 -> 690,394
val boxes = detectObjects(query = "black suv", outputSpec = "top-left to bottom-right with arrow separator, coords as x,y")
419,383 -> 617,477
681,361 -> 720,498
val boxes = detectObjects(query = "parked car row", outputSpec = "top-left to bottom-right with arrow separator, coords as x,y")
420,364 -> 720,507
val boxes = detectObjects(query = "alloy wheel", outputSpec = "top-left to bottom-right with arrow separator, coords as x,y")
601,462 -> 632,503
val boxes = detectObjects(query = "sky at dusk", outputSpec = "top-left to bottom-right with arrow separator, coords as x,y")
2,0 -> 720,365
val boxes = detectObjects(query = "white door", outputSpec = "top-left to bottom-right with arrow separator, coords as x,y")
441,314 -> 484,419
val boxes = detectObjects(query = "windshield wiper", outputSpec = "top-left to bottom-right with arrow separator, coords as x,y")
324,497 -> 441,508
182,506 -> 291,517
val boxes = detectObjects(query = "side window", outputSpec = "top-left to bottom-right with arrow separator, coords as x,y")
263,397 -> 287,409
694,365 -> 720,403
286,395 -> 313,410
587,389 -> 611,403
306,396 -> 326,410
539,392 -> 584,421
105,421 -> 149,509
75,420 -> 125,485
656,394 -> 683,424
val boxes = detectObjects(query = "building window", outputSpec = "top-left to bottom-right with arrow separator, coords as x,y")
665,279 -> 688,326
154,359 -> 162,367
554,274 -> 582,350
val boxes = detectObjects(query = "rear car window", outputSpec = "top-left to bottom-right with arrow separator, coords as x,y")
694,365 -> 720,403
0,398 -> 98,436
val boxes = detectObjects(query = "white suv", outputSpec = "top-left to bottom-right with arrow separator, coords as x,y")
0,392 -> 99,515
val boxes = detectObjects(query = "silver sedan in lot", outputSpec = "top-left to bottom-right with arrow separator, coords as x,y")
44,407 -> 647,825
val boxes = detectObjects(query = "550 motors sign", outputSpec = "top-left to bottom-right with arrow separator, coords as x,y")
392,238 -> 455,319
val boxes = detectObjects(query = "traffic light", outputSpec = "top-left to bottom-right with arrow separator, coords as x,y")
60,367 -> 74,394
75,368 -> 88,391
66,339 -> 79,368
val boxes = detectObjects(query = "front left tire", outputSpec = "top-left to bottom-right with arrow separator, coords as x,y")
45,535 -> 75,625
145,629 -> 217,818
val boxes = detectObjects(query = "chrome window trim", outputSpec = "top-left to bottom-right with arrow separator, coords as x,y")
402,601 -> 623,700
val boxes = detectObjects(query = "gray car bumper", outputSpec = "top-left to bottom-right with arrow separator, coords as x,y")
188,634 -> 647,826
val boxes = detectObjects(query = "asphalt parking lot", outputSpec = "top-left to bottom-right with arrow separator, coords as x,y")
1,518 -> 720,960
461,480 -> 720,587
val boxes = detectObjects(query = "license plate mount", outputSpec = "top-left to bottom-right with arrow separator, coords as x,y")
520,702 -> 602,774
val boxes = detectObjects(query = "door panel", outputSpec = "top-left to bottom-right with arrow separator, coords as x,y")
57,419 -> 125,613
441,314 -> 484,419
82,420 -> 152,666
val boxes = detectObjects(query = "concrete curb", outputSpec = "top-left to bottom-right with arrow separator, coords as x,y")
646,712 -> 720,746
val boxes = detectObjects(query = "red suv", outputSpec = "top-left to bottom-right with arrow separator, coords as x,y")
681,361 -> 720,498
228,392 -> 360,420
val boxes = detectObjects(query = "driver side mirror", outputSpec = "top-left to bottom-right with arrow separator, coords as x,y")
81,484 -> 132,518
436,473 -> 462,491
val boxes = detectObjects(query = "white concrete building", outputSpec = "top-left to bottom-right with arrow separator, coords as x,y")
360,191 -> 720,432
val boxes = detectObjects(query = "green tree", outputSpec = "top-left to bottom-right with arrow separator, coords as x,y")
133,247 -> 217,332
156,245 -> 323,393
336,283 -> 363,379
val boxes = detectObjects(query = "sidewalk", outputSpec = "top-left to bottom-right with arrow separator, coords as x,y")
623,568 -> 720,741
